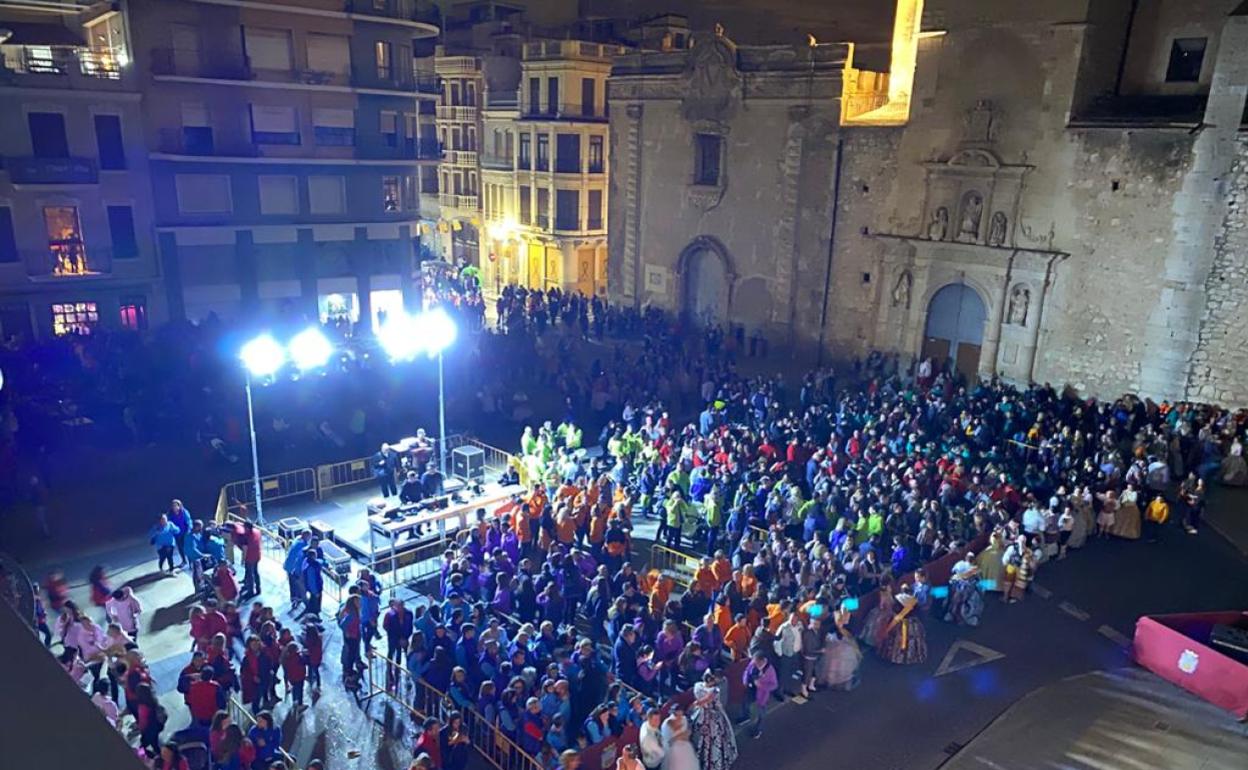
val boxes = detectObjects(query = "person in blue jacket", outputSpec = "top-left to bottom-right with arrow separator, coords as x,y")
301,549 -> 324,619
149,514 -> 181,573
284,531 -> 312,609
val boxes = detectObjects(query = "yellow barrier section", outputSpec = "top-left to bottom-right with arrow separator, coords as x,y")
648,543 -> 701,590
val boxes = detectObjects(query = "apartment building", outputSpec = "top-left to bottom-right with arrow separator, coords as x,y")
431,48 -> 484,266
129,0 -> 441,330
0,1 -> 162,340
479,38 -> 622,297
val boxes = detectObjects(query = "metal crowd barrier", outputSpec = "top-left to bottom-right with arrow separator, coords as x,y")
227,695 -> 297,769
215,468 -> 317,523
224,513 -> 344,612
648,543 -> 700,590
367,653 -> 542,770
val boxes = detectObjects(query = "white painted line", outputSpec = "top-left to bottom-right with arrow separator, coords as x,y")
1097,624 -> 1131,647
1031,583 -> 1053,599
934,639 -> 1007,677
1058,601 -> 1090,621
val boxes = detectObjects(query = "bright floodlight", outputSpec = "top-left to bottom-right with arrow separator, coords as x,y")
289,327 -> 333,371
415,307 -> 457,355
240,334 -> 286,377
377,311 -> 422,361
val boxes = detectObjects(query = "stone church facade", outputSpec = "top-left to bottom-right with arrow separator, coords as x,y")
607,0 -> 1248,406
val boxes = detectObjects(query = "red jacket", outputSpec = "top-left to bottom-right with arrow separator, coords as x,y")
187,679 -> 222,723
281,648 -> 306,684
414,732 -> 441,768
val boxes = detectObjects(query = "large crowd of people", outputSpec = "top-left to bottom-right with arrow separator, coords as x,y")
19,276 -> 1248,770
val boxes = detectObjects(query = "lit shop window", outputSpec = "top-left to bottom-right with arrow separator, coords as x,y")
52,301 -> 99,336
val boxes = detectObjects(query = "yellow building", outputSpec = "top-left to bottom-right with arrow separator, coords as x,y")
480,39 -> 623,297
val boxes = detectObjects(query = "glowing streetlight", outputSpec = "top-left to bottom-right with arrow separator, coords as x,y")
378,308 -> 458,474
289,327 -> 333,371
240,334 -> 286,377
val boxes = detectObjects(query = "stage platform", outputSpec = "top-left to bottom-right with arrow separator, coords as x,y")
260,478 -> 524,585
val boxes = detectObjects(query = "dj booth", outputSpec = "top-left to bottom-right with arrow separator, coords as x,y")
365,484 -> 516,580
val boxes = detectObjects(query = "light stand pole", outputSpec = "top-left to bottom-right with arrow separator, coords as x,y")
244,371 -> 266,525
437,349 -> 447,476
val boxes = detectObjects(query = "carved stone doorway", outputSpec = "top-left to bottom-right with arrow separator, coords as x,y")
682,243 -> 730,327
923,282 -> 987,383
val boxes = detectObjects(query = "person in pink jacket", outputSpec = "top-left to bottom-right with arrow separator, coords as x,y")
742,652 -> 778,739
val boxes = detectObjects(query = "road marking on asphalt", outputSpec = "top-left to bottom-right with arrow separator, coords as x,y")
934,639 -> 1007,677
1097,624 -> 1132,647
1058,601 -> 1090,621
1031,583 -> 1053,599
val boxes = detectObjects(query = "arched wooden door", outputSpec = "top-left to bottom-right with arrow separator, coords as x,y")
923,282 -> 987,382
683,246 -> 729,327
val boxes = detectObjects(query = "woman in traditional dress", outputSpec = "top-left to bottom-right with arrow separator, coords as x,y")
857,581 -> 893,648
1095,489 -> 1118,539
689,671 -> 737,770
1109,483 -> 1142,540
1003,537 -> 1036,604
975,531 -> 1005,594
1221,436 -> 1248,487
879,585 -> 927,665
944,556 -> 983,627
660,706 -> 700,770
818,609 -> 862,691
1066,486 -> 1093,550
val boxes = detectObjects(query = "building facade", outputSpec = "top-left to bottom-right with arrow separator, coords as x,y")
129,0 -> 441,330
479,38 -> 620,297
609,0 -> 1248,406
0,1 -> 163,340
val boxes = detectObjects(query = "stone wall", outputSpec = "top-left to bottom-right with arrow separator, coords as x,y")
1188,136 -> 1248,406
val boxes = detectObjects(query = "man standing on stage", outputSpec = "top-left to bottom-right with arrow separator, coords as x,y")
421,462 -> 444,499
373,443 -> 398,498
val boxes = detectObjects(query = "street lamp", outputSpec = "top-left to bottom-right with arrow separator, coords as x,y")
289,326 -> 334,371
379,308 -> 457,475
239,335 -> 285,525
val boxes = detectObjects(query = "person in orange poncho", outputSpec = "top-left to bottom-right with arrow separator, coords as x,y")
692,558 -> 718,597
710,551 -> 733,588
521,484 -> 546,546
736,565 -> 759,601
724,613 -> 751,661
555,504 -> 577,546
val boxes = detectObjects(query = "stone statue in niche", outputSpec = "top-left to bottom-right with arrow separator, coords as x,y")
958,192 -> 983,241
891,270 -> 912,309
926,207 -> 949,240
964,100 -> 998,144
1008,285 -> 1030,326
987,211 -> 1007,247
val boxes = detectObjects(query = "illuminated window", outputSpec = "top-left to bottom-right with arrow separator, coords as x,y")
382,175 -> 401,212
44,206 -> 90,276
52,301 -> 99,336
119,296 -> 147,330
375,40 -> 392,80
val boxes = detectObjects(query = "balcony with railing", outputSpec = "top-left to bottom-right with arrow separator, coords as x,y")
436,104 -> 478,121
21,246 -> 117,280
149,48 -> 252,80
0,45 -> 130,88
439,192 -> 478,210
343,0 -> 441,32
521,40 -> 629,62
480,154 -> 513,170
4,156 -> 99,185
520,102 -> 608,122
444,149 -> 478,166
484,90 -> 519,110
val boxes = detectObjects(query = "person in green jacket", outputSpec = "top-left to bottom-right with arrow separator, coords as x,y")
703,486 -> 723,553
663,491 -> 692,550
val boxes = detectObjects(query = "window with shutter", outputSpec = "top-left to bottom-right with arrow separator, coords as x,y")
176,174 -> 233,213
306,34 -> 350,76
308,175 -> 347,215
250,105 -> 300,145
243,27 -> 293,72
313,108 -> 355,146
258,175 -> 299,215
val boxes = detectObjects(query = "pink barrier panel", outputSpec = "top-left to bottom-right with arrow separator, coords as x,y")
1132,612 -> 1248,720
